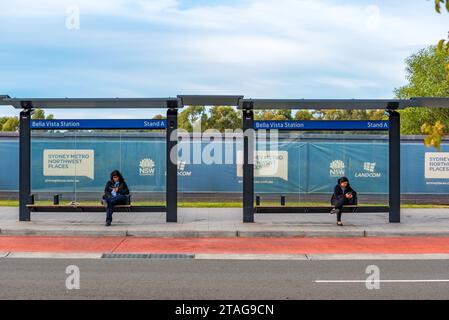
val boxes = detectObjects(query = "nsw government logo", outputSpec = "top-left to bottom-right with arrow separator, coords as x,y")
329,160 -> 345,177
355,162 -> 381,178
139,158 -> 155,176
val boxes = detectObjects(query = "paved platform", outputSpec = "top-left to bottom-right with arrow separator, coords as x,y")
1,207 -> 449,238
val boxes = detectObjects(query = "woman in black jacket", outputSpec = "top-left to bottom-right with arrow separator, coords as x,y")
330,176 -> 357,226
102,170 -> 130,226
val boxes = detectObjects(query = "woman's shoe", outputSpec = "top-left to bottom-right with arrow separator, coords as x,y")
330,208 -> 340,215
105,221 -> 111,227
337,221 -> 343,226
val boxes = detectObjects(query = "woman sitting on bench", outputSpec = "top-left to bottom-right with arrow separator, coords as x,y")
102,170 -> 130,226
330,176 -> 357,226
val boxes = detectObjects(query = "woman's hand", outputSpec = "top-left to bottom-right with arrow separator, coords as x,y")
345,193 -> 353,199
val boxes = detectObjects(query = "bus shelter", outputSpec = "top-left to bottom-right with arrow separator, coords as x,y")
1,95 -> 449,224
239,98 -> 449,223
0,96 -> 181,222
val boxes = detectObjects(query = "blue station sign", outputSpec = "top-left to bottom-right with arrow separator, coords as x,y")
30,119 -> 167,130
254,120 -> 389,131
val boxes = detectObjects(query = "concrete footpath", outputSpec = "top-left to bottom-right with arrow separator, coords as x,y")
1,206 -> 449,238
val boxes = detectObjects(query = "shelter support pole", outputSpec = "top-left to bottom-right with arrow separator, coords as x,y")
19,106 -> 33,221
388,110 -> 400,223
242,103 -> 254,223
166,103 -> 178,223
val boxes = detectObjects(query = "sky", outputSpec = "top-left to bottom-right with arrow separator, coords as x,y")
0,0 -> 448,118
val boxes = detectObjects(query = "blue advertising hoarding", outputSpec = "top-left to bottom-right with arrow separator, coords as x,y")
1,135 -> 449,195
30,138 -> 167,192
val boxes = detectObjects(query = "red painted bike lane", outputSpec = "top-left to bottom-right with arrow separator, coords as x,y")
1,236 -> 449,254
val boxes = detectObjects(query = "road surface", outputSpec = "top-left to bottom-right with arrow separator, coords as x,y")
1,258 -> 449,299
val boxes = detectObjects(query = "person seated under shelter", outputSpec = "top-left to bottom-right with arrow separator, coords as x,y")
330,176 -> 357,226
102,170 -> 130,226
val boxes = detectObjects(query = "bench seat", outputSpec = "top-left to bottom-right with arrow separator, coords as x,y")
26,205 -> 166,213
255,205 -> 389,214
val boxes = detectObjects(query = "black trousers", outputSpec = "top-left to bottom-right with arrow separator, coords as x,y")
104,194 -> 127,222
332,197 -> 356,222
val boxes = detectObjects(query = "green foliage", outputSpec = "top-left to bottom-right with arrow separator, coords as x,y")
294,110 -> 313,120
178,106 -> 207,132
255,110 -> 292,120
434,0 -> 449,13
422,120 -> 445,150
1,116 -> 19,131
0,109 -> 53,131
314,109 -> 386,121
395,47 -> 449,98
394,46 -> 449,135
321,110 -> 375,121
173,106 -> 387,133
205,106 -> 241,132
433,0 -> 449,75
250,108 -> 377,126
0,117 -> 10,129
367,110 -> 388,120
31,109 -> 45,119
177,106 -> 241,132
31,108 -> 54,120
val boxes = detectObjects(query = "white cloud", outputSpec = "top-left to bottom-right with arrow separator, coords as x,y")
1,0 -> 448,106
315,76 -> 380,89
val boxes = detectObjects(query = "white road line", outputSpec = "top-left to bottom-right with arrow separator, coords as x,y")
195,254 -> 308,260
315,279 -> 449,283
307,254 -> 449,260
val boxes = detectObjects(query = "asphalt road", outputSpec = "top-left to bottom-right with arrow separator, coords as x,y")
1,258 -> 449,299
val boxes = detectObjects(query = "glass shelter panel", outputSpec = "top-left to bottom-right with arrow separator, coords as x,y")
254,130 -> 389,207
30,122 -> 166,206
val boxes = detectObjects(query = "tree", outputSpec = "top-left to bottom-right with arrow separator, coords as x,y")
178,106 -> 207,132
205,106 -> 241,132
417,0 -> 449,150
177,106 -> 241,132
322,110 -> 360,120
31,109 -> 45,119
255,109 -> 384,121
435,0 -> 449,12
317,109 -> 386,121
152,114 -> 165,120
294,110 -> 313,120
394,46 -> 449,141
0,109 -> 54,131
2,117 -> 19,131
31,108 -> 53,120
255,110 -> 292,120
435,0 -> 449,73
0,117 -> 9,129
367,110 -> 388,120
